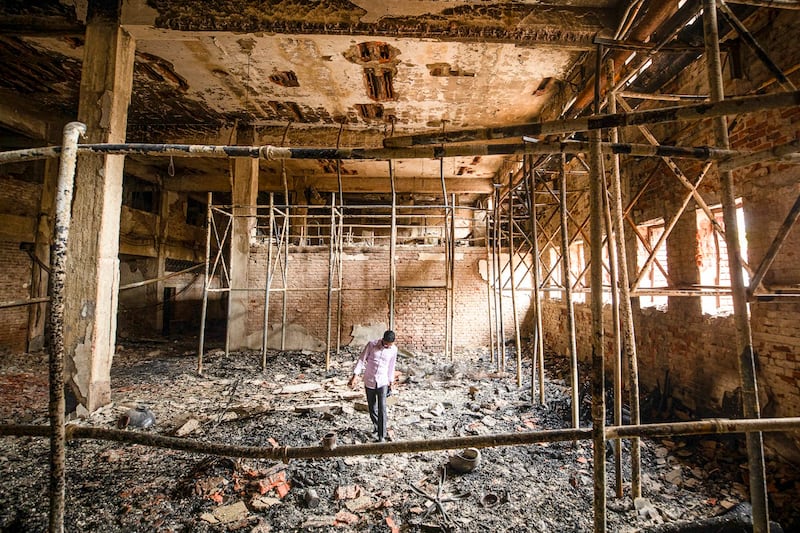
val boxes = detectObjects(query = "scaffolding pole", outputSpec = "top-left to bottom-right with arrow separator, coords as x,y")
559,153 -> 580,428
47,121 -> 84,533
325,194 -> 336,370
508,173 -> 523,386
389,162 -> 397,330
704,3 -> 769,531
484,207 -> 496,366
263,194 -> 275,371
589,45 -> 607,532
198,192 -> 213,375
525,159 -> 546,405
607,60 -> 642,499
449,193 -> 456,359
493,185 -> 505,370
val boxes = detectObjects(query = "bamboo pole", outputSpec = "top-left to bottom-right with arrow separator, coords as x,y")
704,4 -> 769,531
47,121 -> 85,533
263,194 -> 275,371
325,193 -> 336,370
560,153 -> 580,428
590,45 -> 607,533
484,206 -> 496,366
607,62 -> 642,499
494,185 -> 506,371
526,160 -> 546,405
449,193 -> 456,359
389,162 -> 397,330
508,173 -> 523,386
280,158 -> 289,351
198,193 -> 213,375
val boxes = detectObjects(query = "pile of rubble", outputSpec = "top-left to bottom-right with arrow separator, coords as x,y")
0,339 -> 797,531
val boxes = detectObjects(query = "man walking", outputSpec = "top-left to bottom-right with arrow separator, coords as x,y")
348,330 -> 397,442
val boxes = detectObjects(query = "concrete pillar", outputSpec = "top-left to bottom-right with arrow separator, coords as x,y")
63,2 -> 134,413
28,157 -> 58,351
227,128 -> 259,350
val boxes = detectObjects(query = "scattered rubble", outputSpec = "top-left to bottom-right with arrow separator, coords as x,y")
0,338 -> 798,531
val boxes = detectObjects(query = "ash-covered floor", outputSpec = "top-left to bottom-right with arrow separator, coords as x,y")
0,339 -> 797,532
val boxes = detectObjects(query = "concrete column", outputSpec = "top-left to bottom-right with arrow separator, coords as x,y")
63,2 -> 134,413
227,128 -> 259,350
28,157 -> 58,351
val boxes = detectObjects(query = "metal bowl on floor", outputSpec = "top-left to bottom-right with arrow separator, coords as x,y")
448,447 -> 481,473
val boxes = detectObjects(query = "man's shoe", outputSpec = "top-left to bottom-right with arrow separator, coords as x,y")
376,437 -> 385,443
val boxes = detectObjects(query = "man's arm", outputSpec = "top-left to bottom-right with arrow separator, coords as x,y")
348,341 -> 371,389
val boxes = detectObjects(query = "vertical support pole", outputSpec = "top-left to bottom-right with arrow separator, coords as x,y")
608,59 -> 642,498
449,193 -> 456,358
389,161 -> 397,330
590,44 -> 607,533
281,159 -> 290,351
154,189 -> 170,335
509,173 -> 522,386
198,192 -> 213,375
48,121 -> 85,533
262,193 -> 275,371
336,156 -> 344,353
484,205 -> 496,365
525,158 -> 546,404
326,193 -> 336,369
440,156 -> 451,358
561,153 -> 580,427
703,3 -> 769,531
494,185 -> 505,371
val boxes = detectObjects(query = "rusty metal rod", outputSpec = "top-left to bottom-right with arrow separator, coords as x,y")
0,296 -> 51,309
4,416 -> 800,460
383,90 -> 800,147
47,121 -> 85,533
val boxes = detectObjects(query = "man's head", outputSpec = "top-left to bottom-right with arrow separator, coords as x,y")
382,329 -> 395,348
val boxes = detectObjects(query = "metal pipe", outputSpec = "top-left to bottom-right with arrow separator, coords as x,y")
5,416 -> 800,461
724,0 -> 800,10
704,3 -> 769,531
508,173 -> 522,386
0,296 -> 51,309
47,121 -> 85,533
590,45 -> 607,533
607,60 -> 642,499
382,90 -> 800,147
559,153 -> 580,428
198,192 -> 213,375
449,193 -> 456,359
718,139 -> 800,172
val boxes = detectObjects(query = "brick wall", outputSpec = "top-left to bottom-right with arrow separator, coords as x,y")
0,175 -> 42,354
537,9 -> 800,418
0,241 -> 33,354
246,246 -> 529,353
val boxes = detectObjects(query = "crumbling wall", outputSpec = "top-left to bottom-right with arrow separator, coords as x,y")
246,246 -> 526,353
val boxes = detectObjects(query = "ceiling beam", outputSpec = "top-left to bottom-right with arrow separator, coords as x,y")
164,174 -> 494,194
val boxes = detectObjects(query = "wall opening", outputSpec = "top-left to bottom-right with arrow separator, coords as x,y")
637,217 -> 668,309
696,199 -> 748,315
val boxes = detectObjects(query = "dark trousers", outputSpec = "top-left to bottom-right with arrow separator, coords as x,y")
365,385 -> 388,440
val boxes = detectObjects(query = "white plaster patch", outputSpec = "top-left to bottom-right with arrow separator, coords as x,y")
350,323 -> 387,348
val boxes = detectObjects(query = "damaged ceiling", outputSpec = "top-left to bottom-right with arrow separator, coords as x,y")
0,0 -> 719,205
